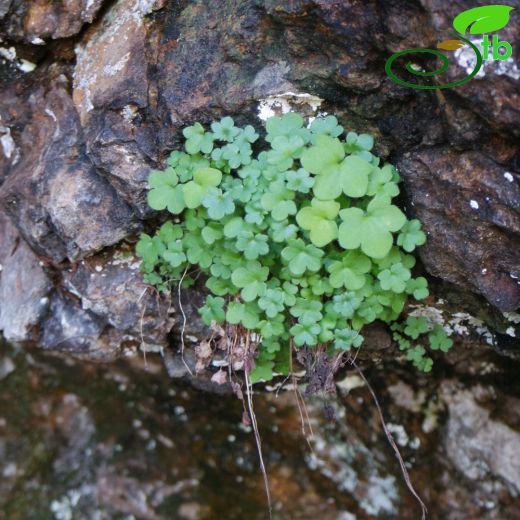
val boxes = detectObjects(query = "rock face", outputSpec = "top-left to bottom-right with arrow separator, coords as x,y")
0,1 -> 519,516
2,0 -> 517,354
398,147 -> 520,311
0,211 -> 51,341
0,0 -> 105,42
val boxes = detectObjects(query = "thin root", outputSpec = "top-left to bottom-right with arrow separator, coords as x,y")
352,361 -> 427,520
178,267 -> 193,376
244,331 -> 273,519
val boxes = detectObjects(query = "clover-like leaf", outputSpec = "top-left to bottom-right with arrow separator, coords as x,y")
327,251 -> 372,290
281,238 -> 324,276
310,115 -> 343,138
206,276 -> 236,296
290,318 -> 321,347
259,315 -> 285,339
200,222 -> 224,245
221,142 -> 252,168
345,131 -> 374,155
183,123 -> 214,154
453,5 -> 514,35
199,296 -> 226,325
231,261 -> 269,301
136,234 -> 164,265
236,232 -> 269,260
377,262 -> 411,293
403,316 -> 429,340
267,135 -> 304,171
183,233 -> 213,269
289,298 -> 323,323
258,288 -> 286,318
211,116 -> 240,142
397,219 -> 426,252
330,292 -> 362,319
406,277 -> 429,300
147,168 -> 186,214
334,328 -> 364,351
300,134 -> 345,175
183,167 -> 223,209
428,324 -> 453,352
265,112 -> 309,143
260,181 -> 297,221
313,155 -> 372,200
285,168 -> 314,193
338,196 -> 406,258
296,199 -> 340,247
236,125 -> 259,146
406,345 -> 433,372
269,220 -> 298,243
367,164 -> 400,198
158,221 -> 183,243
250,359 -> 275,384
202,187 -> 235,219
162,240 -> 186,268
226,301 -> 261,329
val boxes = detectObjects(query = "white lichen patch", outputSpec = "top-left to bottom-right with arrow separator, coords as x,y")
454,39 -> 520,80
18,59 -> 36,73
257,91 -> 324,121
505,327 -> 516,338
0,46 -> 36,73
504,312 -> 520,324
0,46 -> 16,61
408,304 -> 445,327
104,52 -> 131,76
446,312 -> 495,346
0,124 -> 15,159
50,489 -> 81,520
110,251 -> 141,270
386,423 -> 409,447
409,304 -> 495,345
336,374 -> 364,393
122,104 -> 139,122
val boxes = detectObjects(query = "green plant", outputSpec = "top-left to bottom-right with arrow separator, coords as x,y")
391,317 -> 454,372
137,112 -> 439,382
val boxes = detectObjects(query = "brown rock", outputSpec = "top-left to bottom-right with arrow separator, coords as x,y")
398,147 -> 520,311
0,79 -> 139,263
72,0 -> 165,216
62,246 -> 174,350
0,0 -> 104,43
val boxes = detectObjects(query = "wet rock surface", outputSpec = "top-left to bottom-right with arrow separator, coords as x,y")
1,340 -> 520,519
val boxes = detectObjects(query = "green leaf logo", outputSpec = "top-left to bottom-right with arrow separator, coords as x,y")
453,5 -> 514,34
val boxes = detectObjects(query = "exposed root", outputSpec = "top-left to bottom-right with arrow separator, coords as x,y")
352,361 -> 428,520
290,340 -> 315,453
139,288 -> 149,369
243,331 -> 273,519
177,267 -> 193,376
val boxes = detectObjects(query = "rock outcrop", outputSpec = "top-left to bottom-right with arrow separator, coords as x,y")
1,1 -> 520,516
1,0 -> 518,357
